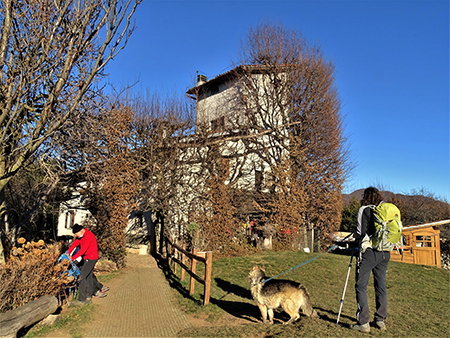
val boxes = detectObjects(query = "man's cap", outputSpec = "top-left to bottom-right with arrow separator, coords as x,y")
72,223 -> 84,234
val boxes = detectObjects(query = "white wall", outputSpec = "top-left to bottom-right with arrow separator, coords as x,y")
57,197 -> 92,237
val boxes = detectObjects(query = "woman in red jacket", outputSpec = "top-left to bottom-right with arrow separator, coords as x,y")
69,224 -> 109,305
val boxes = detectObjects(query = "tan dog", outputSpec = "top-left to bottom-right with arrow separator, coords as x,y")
248,264 -> 318,324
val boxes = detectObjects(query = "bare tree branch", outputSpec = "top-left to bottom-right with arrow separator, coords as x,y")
0,0 -> 141,195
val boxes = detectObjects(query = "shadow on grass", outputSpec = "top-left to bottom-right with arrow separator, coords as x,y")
212,277 -> 261,322
153,256 -> 260,322
153,254 -> 199,303
315,307 -> 354,328
214,277 -> 253,300
153,253 -> 200,303
154,253 -> 350,327
212,298 -> 260,323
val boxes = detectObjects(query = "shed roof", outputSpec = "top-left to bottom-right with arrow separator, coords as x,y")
403,220 -> 450,231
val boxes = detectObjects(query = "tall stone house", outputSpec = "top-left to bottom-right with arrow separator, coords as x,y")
176,65 -> 294,227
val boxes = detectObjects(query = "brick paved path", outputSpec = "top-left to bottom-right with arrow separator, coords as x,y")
83,254 -> 191,337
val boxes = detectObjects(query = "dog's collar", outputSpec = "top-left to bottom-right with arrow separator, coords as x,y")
250,278 -> 264,287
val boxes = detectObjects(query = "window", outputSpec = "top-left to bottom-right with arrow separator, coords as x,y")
255,170 -> 263,192
415,235 -> 432,247
65,210 -> 75,229
211,116 -> 225,131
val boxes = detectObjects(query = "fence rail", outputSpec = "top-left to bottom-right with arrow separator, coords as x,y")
163,236 -> 212,305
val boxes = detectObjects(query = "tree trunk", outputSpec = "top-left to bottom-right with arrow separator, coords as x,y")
0,237 -> 5,265
0,295 -> 58,338
0,193 -> 6,265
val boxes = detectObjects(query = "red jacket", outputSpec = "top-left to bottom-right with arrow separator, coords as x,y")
68,229 -> 99,261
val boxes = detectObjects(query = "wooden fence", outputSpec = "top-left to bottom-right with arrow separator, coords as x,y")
164,236 -> 212,305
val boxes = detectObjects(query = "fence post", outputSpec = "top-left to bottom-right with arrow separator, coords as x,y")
181,243 -> 186,281
173,239 -> 178,274
147,211 -> 156,256
165,233 -> 170,260
204,251 -> 212,305
167,240 -> 172,265
157,211 -> 164,256
189,248 -> 197,296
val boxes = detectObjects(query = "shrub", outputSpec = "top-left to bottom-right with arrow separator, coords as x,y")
0,238 -> 74,313
340,197 -> 360,232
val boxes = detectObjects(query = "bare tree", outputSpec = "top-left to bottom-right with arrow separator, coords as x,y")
0,0 -> 140,262
54,22 -> 350,257
180,24 -> 349,252
391,189 -> 450,226
63,91 -> 197,262
0,0 -> 140,200
2,160 -> 68,241
232,23 -> 349,247
86,104 -> 140,267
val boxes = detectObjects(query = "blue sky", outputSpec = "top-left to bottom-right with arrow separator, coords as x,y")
104,0 -> 449,200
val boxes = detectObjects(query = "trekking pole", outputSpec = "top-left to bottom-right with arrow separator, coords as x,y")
336,244 -> 355,327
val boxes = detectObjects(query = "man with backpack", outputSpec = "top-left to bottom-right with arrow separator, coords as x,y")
352,187 -> 402,333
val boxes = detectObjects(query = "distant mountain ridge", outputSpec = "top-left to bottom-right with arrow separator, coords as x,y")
342,189 -> 449,208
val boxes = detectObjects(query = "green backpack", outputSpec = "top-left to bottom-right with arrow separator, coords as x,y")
370,202 -> 403,251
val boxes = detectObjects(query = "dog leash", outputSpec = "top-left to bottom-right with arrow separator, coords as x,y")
259,244 -> 339,285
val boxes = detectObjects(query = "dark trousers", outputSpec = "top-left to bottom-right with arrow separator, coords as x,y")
92,273 -> 103,293
78,259 -> 102,301
355,248 -> 390,324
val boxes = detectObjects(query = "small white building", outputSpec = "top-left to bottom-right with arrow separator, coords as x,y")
57,186 -> 91,237
57,184 -> 150,246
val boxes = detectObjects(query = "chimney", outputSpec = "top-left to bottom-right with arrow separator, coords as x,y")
197,74 -> 207,86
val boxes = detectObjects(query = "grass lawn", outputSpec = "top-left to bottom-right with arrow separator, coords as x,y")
21,251 -> 449,338
169,250 -> 450,337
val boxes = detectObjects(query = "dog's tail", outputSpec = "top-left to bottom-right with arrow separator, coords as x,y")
299,285 -> 319,318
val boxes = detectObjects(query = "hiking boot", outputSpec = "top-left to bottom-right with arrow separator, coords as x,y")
93,291 -> 107,298
375,321 -> 386,331
352,322 -> 370,333
100,286 -> 109,293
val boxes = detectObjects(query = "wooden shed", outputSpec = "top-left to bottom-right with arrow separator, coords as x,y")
390,220 -> 450,268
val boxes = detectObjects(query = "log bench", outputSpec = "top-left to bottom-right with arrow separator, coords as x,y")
0,295 -> 58,338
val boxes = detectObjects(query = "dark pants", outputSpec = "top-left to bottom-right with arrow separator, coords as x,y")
92,273 -> 103,294
355,248 -> 390,325
78,259 -> 102,301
